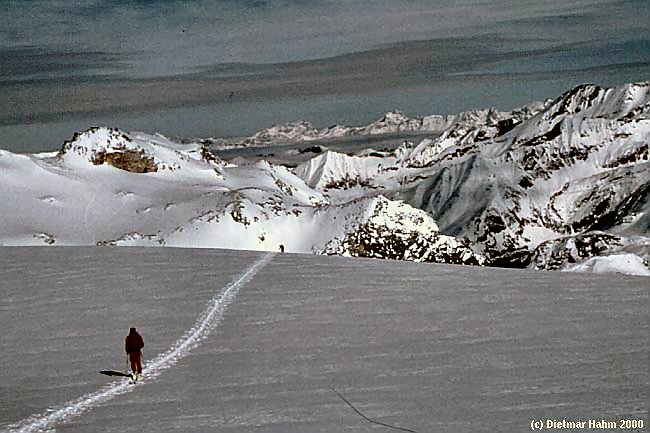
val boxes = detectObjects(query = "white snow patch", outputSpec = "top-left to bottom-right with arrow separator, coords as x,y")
563,253 -> 650,277
521,225 -> 561,247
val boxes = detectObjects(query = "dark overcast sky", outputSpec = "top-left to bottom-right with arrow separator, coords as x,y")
1,0 -> 649,152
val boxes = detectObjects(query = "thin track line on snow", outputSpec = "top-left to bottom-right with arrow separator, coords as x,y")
5,252 -> 275,433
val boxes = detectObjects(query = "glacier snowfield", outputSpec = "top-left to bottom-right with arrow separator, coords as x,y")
1,247 -> 648,432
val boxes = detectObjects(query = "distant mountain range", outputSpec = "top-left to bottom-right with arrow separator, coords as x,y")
1,81 -> 648,276
191,102 -> 546,149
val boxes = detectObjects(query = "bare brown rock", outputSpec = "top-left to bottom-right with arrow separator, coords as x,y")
92,149 -> 158,173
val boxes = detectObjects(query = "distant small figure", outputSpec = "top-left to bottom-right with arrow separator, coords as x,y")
279,244 -> 285,253
125,327 -> 144,380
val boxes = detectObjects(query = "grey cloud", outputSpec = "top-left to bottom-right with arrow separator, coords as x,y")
4,0 -> 637,76
1,35 -> 645,126
0,47 -> 126,82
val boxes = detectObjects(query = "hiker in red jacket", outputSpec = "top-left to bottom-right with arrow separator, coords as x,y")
125,327 -> 144,378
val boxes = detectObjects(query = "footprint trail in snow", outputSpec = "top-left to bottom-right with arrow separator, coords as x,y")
5,252 -> 275,433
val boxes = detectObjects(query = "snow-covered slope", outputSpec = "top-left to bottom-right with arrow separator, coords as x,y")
563,253 -> 650,276
293,151 -> 393,190
3,248 -> 647,432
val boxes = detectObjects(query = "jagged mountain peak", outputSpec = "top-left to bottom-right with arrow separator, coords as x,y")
536,81 -> 648,124
294,150 -> 390,190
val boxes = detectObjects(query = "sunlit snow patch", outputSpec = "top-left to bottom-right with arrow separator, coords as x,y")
563,253 -> 650,276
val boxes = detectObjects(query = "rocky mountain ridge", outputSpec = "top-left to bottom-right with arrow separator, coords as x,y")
192,103 -> 546,150
291,81 -> 649,274
1,81 -> 648,275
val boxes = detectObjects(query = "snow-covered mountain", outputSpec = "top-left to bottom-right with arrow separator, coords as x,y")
194,107 -> 543,149
290,81 -> 649,275
397,82 -> 649,274
1,81 -> 648,275
0,127 -> 480,265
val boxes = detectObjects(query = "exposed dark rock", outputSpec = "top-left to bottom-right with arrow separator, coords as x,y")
570,178 -> 649,233
518,175 -> 534,189
229,201 -> 251,226
603,143 -> 648,169
324,222 -> 482,265
92,149 -> 158,173
484,212 -> 507,233
201,146 -> 220,163
531,232 -> 623,271
518,121 -> 563,148
486,248 -> 531,268
495,118 -> 519,137
324,175 -> 372,190
300,146 -> 326,154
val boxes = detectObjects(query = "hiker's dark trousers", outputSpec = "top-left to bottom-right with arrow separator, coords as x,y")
129,351 -> 142,374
